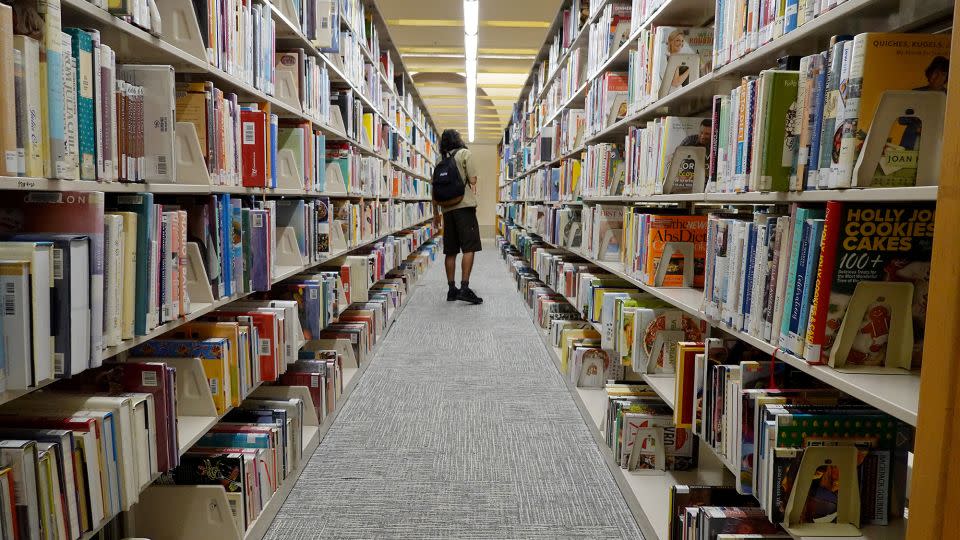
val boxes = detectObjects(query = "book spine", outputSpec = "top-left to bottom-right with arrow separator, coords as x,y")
777,208 -> 805,348
12,45 -> 27,176
803,201 -> 841,363
795,219 -> 823,356
66,29 -> 96,180
91,33 -> 105,181
833,34 -> 867,189
159,211 -> 171,323
44,0 -> 67,180
0,5 -> 16,176
0,266 -> 31,390
60,34 -> 79,181
104,217 -> 122,347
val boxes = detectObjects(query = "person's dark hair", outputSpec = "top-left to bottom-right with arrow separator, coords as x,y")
700,118 -> 712,128
440,129 -> 468,156
925,56 -> 949,79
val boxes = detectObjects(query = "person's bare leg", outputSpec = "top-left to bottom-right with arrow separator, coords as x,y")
445,254 -> 457,282
461,252 -> 474,283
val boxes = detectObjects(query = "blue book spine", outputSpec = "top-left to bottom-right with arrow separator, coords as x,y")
778,208 -> 808,348
113,194 -> 153,335
806,53 -> 828,190
46,27 -> 66,179
317,134 -> 326,192
796,219 -> 825,351
787,220 -> 813,355
230,201 -> 244,294
195,432 -> 271,449
306,282 -> 321,336
250,209 -> 270,291
219,195 -> 233,297
741,224 -> 756,332
784,0 -> 799,34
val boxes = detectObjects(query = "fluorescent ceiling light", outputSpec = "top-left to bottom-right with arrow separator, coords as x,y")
464,0 -> 479,142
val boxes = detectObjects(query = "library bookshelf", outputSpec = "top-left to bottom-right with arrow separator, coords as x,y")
495,0 -> 960,538
0,0 -> 439,537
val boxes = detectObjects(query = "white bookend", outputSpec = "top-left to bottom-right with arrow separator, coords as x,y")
304,338 -> 357,370
276,227 -> 308,267
852,90 -> 945,188
175,121 -> 213,186
156,0 -> 207,62
277,0 -> 301,29
276,148 -> 303,190
662,146 -> 707,195
324,162 -> 348,194
328,105 -> 346,135
274,68 -> 301,112
117,65 -> 177,183
131,486 -> 242,540
652,242 -> 695,287
782,446 -> 862,536
828,281 -> 914,374
184,241 -> 215,306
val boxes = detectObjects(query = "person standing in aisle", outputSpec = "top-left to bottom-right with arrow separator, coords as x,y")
433,129 -> 483,304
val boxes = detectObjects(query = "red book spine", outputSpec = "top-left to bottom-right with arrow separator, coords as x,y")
240,110 -> 267,187
805,200 -> 842,364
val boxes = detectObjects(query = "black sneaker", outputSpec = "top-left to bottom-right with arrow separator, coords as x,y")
447,287 -> 459,301
458,287 -> 483,304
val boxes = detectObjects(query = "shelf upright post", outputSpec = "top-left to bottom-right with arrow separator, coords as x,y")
907,3 -> 960,537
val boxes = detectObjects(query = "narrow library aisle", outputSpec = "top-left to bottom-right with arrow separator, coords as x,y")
265,243 -> 643,539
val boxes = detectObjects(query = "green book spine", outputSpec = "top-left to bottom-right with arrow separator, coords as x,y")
760,70 -> 800,192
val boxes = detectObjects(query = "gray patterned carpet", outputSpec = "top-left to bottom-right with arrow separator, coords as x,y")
265,243 -> 643,539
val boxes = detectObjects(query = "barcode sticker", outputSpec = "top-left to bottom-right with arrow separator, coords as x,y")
156,155 -> 168,176
227,498 -> 239,518
209,378 -> 219,396
309,289 -> 318,299
142,371 -> 159,387
311,375 -> 319,387
52,248 -> 64,280
4,151 -> 16,173
54,353 -> 64,376
243,122 -> 256,145
253,213 -> 263,228
4,282 -> 15,316
259,338 -> 270,356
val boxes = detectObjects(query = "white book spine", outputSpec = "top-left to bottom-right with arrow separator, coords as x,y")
60,33 -> 80,181
103,215 -> 123,347
0,264 -> 31,390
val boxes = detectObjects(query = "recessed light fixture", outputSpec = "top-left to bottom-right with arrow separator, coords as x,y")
464,0 -> 479,142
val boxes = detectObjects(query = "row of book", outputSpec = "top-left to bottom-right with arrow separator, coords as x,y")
507,197 -> 934,373
0,189 -> 432,392
585,2 -> 632,78
585,72 -> 631,136
0,236 -> 439,539
501,229 -> 908,536
195,0 -> 277,95
702,203 -> 933,371
0,2 -> 437,184
710,33 -> 949,195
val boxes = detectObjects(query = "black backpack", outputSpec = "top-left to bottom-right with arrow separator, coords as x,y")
432,149 -> 466,207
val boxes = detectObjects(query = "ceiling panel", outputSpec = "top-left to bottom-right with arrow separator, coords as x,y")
375,0 -> 562,143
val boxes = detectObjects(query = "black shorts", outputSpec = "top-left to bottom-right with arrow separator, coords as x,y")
443,207 -> 482,255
